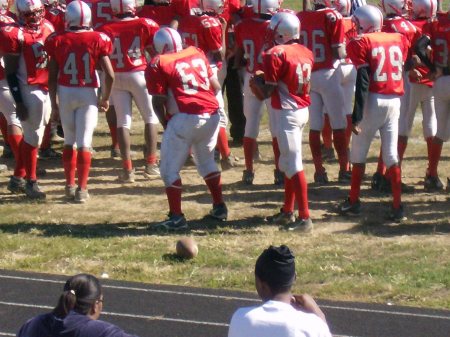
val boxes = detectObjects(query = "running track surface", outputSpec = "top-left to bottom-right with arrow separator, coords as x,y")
0,270 -> 449,337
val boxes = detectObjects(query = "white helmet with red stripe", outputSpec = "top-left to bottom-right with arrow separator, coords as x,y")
16,0 -> 45,28
353,5 -> 383,34
411,0 -> 437,18
65,0 -> 91,28
200,0 -> 224,14
268,11 -> 300,45
153,27 -> 183,54
110,0 -> 136,16
251,0 -> 279,15
381,0 -> 405,15
333,0 -> 352,16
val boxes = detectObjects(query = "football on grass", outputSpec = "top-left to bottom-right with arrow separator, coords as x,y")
176,237 -> 198,259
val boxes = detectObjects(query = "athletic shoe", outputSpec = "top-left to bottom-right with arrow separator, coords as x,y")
65,185 -> 76,200
1,143 -> 13,158
371,172 -> 383,191
38,148 -> 61,160
281,217 -> 313,232
339,198 -> 361,216
37,167 -> 47,177
118,169 -> 135,184
321,145 -> 335,162
338,170 -> 352,183
424,175 -> 444,192
221,154 -> 239,171
74,188 -> 90,203
51,132 -> 64,143
7,176 -> 26,194
0,163 -> 7,172
154,213 -> 188,231
143,163 -> 160,178
25,180 -> 46,200
242,170 -> 254,185
110,147 -> 121,159
209,203 -> 228,221
266,208 -> 295,225
387,204 -> 407,223
274,169 -> 284,186
314,171 -> 329,184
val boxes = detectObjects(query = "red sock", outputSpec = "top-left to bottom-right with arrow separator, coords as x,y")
243,137 -> 256,171
309,130 -> 325,174
345,115 -> 352,147
333,130 -> 349,172
217,127 -> 230,158
62,148 -> 77,186
388,165 -> 401,209
40,123 -> 51,150
428,141 -> 442,177
0,114 -> 8,143
76,150 -> 91,190
283,175 -> 295,213
322,115 -> 332,149
109,126 -> 118,149
425,137 -> 433,174
204,171 -> 223,205
22,142 -> 38,181
166,179 -> 182,215
349,165 -> 365,204
272,137 -> 280,170
8,134 -> 25,178
376,149 -> 386,175
291,171 -> 310,219
122,159 -> 132,171
146,154 -> 157,165
398,139 -> 407,163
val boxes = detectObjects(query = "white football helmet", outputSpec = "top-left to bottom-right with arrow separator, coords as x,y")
200,0 -> 224,14
153,27 -> 183,54
268,11 -> 300,45
65,0 -> 92,28
251,0 -> 279,15
1,0 -> 9,10
352,5 -> 383,34
333,0 -> 352,16
16,0 -> 45,28
381,0 -> 405,15
411,0 -> 436,19
110,0 -> 136,16
312,0 -> 333,8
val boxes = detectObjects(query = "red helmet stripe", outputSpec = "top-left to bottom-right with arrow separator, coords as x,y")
120,0 -> 123,13
258,0 -> 261,14
165,27 -> 177,52
429,0 -> 434,17
78,0 -> 84,26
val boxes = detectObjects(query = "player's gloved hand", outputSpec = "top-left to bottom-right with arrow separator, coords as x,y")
98,98 -> 109,113
249,71 -> 266,101
16,102 -> 29,121
352,124 -> 361,135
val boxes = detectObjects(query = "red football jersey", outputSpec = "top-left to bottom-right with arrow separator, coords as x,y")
97,17 -> 159,72
234,17 -> 270,73
425,15 -> 450,68
0,20 -> 54,90
262,43 -> 314,110
347,32 -> 409,95
146,46 -> 219,115
0,12 -> 15,81
297,8 -> 345,71
409,19 -> 434,86
137,4 -> 176,26
382,16 -> 417,45
45,7 -> 65,33
178,14 -> 223,64
45,30 -> 112,87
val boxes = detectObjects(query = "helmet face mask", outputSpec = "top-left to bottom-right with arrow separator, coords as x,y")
16,0 -> 45,29
153,27 -> 183,55
65,0 -> 92,29
110,0 -> 137,16
352,5 -> 383,34
268,12 -> 300,45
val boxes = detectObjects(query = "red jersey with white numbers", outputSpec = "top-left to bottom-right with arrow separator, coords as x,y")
382,16 -> 417,46
137,4 -> 176,26
97,17 -> 159,72
234,17 -> 269,73
0,12 -> 15,80
263,43 -> 314,110
45,30 -> 112,87
297,8 -> 345,71
342,16 -> 356,63
347,32 -> 409,95
67,0 -> 112,28
146,46 -> 219,115
45,6 -> 65,33
0,20 -> 54,90
424,15 -> 450,68
409,19 -> 434,86
178,14 -> 223,65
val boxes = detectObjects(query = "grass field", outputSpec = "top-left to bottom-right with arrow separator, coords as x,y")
0,1 -> 449,311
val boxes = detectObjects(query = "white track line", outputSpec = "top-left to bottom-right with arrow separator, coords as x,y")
1,274 -> 449,321
0,333 -> 15,336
